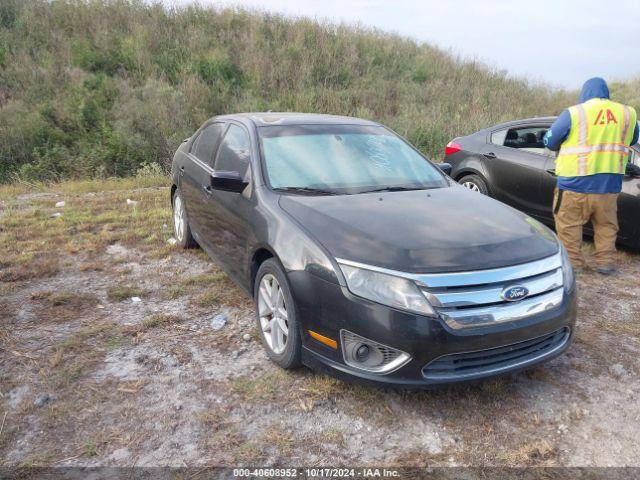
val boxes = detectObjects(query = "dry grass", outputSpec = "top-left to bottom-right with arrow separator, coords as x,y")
2,176 -> 640,468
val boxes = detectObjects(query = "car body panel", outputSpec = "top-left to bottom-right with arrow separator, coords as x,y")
448,118 -> 640,248
279,185 -> 559,273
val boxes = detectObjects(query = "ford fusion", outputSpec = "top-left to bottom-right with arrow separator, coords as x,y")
170,113 -> 576,386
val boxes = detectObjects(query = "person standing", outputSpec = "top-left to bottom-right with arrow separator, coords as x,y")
544,77 -> 639,275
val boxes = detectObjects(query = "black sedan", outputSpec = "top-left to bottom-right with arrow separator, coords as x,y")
444,117 -> 640,249
170,113 -> 575,387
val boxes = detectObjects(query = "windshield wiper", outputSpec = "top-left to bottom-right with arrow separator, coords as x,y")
273,186 -> 339,196
358,186 -> 428,194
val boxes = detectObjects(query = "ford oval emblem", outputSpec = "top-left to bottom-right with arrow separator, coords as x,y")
501,285 -> 529,302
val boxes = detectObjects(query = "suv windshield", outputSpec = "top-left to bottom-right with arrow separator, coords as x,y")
259,124 -> 447,194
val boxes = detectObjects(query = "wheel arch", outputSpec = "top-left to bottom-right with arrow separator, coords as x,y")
170,183 -> 178,207
249,245 -> 280,294
451,154 -> 489,181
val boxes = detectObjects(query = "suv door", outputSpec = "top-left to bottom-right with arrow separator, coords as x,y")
485,124 -> 551,219
181,122 -> 226,235
202,123 -> 254,283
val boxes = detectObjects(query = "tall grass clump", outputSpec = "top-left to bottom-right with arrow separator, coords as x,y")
2,0 -> 631,184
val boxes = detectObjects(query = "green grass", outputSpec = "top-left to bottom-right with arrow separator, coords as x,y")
106,285 -> 147,302
0,0 -> 600,185
141,313 -> 179,330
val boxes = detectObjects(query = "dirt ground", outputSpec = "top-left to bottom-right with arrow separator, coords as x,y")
1,181 -> 639,468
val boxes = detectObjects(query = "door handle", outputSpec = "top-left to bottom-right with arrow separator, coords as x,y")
483,152 -> 496,159
546,169 -> 557,176
179,165 -> 185,176
203,185 -> 213,195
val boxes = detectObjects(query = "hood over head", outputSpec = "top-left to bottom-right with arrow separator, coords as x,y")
580,77 -> 610,103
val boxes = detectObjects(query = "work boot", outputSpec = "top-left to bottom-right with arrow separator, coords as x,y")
595,266 -> 617,276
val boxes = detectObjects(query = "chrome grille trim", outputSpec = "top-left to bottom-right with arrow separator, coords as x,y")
438,288 -> 564,330
412,251 -> 562,288
424,268 -> 563,308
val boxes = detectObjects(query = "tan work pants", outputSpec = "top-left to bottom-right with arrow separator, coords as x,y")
553,189 -> 619,269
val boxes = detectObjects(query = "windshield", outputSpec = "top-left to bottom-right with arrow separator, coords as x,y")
259,125 -> 447,194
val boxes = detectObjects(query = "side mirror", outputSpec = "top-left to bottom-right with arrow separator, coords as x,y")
210,171 -> 248,193
436,162 -> 452,176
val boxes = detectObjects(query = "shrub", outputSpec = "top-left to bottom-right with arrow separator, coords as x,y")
2,0 -> 637,184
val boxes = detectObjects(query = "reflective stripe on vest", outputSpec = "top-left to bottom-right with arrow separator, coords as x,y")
555,99 -> 637,177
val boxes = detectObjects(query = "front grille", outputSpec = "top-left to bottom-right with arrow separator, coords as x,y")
418,252 -> 565,329
422,327 -> 570,380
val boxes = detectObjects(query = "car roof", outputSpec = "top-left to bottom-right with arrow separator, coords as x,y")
484,116 -> 558,132
213,112 -> 381,127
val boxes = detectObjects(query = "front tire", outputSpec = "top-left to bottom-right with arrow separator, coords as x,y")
458,174 -> 490,195
254,258 -> 302,369
172,189 -> 197,249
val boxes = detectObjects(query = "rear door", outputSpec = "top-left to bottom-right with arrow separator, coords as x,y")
484,124 -> 551,219
201,123 -> 254,282
181,122 -> 226,237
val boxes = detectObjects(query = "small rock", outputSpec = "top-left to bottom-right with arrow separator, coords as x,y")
558,424 -> 568,434
231,350 -> 239,359
55,200 -> 66,207
50,212 -> 62,218
162,224 -> 168,230
167,237 -> 177,245
131,296 -> 142,303
96,304 -> 105,309
242,333 -> 251,342
34,393 -> 53,407
126,198 -> 138,205
211,313 -> 228,330
610,363 -> 627,378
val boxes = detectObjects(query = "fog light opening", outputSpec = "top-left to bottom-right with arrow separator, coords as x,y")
355,344 -> 370,362
340,330 -> 411,374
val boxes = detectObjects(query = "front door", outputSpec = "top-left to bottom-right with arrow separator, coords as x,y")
202,123 -> 254,283
485,124 -> 551,218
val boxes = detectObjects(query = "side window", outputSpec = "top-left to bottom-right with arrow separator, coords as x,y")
191,123 -> 225,166
501,126 -> 549,154
214,124 -> 251,177
491,129 -> 508,146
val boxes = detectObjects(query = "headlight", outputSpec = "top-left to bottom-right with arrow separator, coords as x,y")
560,244 -> 575,291
338,262 -> 436,316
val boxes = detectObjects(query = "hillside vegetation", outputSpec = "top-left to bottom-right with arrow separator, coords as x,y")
0,0 -> 634,183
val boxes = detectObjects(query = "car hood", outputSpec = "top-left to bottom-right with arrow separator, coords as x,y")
278,185 -> 559,273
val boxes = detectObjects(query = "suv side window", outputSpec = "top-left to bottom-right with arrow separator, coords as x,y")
501,126 -> 549,154
214,124 -> 251,177
191,123 -> 225,166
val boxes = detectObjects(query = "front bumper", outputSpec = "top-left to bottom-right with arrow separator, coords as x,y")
289,270 -> 577,387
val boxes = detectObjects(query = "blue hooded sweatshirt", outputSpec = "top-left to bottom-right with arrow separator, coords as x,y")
543,77 -> 639,194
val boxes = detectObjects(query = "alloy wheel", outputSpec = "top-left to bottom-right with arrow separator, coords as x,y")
173,194 -> 185,242
462,181 -> 480,192
258,274 -> 289,354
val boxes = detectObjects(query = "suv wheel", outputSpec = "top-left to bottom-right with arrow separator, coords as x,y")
172,189 -> 197,248
254,258 -> 302,369
459,174 -> 490,195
